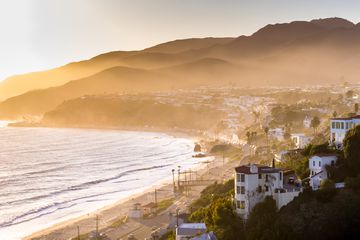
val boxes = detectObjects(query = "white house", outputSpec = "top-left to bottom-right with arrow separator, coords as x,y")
234,164 -> 301,219
330,115 -> 360,146
291,133 -> 311,149
309,154 -> 338,190
268,128 -> 285,141
303,116 -> 312,128
176,223 -> 207,240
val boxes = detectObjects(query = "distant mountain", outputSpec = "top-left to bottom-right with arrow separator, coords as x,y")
0,38 -> 233,100
0,67 -> 174,118
2,17 -> 360,118
144,37 -> 234,53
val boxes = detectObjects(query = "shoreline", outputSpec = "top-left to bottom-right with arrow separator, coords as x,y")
8,122 -> 204,140
24,155 -> 218,240
17,126 -> 209,240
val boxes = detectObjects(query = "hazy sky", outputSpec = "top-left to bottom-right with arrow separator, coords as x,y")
1,0 -> 360,81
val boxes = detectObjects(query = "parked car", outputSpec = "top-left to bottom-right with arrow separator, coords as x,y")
288,176 -> 295,184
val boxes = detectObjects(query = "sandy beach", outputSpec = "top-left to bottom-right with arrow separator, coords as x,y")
24,150 -> 241,240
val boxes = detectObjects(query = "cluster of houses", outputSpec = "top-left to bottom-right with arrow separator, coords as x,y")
233,114 -> 359,219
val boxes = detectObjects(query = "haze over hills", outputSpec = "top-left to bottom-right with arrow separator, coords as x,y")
1,17 -> 360,118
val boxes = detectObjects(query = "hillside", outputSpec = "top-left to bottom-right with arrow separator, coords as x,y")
41,95 -> 223,130
2,18 -> 360,118
0,67 -> 174,118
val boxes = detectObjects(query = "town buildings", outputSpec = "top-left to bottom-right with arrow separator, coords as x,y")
234,164 -> 301,219
309,154 -> 338,190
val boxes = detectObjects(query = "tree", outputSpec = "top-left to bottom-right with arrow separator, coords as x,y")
343,125 -> 360,176
332,111 -> 338,118
310,116 -> 321,134
346,90 -> 354,99
246,196 -> 278,240
246,131 -> 251,143
264,126 -> 269,147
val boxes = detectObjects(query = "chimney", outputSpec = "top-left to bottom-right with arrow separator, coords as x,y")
250,164 -> 258,174
272,158 -> 275,168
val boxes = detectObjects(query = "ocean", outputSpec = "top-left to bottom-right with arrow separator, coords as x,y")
0,125 -> 204,239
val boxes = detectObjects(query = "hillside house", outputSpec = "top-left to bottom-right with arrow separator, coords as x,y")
309,154 -> 338,190
303,116 -> 312,128
234,164 -> 301,219
330,115 -> 360,147
291,133 -> 311,149
268,128 -> 285,141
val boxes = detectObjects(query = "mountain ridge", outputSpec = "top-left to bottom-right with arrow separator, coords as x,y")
1,17 -> 360,118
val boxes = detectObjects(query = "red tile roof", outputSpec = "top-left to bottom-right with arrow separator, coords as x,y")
235,164 -> 283,174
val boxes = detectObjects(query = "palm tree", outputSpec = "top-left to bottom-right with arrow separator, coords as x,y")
311,116 -> 321,134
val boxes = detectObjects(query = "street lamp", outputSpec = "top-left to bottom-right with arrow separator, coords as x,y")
177,165 -> 181,192
172,169 -> 176,193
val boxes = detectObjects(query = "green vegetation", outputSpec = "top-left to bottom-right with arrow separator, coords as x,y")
109,216 -> 127,228
159,230 -> 175,240
344,125 -> 360,176
156,198 -> 174,213
188,180 -> 244,240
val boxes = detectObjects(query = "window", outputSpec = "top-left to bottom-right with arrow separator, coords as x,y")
346,122 -> 349,129
240,201 -> 245,209
258,174 -> 262,179
313,161 -> 315,167
237,200 -> 241,209
332,122 -> 335,129
257,186 -> 262,193
336,122 -> 340,129
265,174 -> 269,182
236,174 -> 240,182
279,172 -> 282,181
319,161 -> 321,167
341,122 -> 344,129
240,174 -> 245,182
240,186 -> 245,194
265,186 -> 269,192
236,186 -> 241,194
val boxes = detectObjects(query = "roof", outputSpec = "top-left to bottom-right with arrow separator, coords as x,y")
311,153 -> 338,158
177,223 -> 207,236
330,115 -> 360,120
191,232 -> 217,240
235,164 -> 283,174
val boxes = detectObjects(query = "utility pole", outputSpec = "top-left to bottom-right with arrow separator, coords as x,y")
184,170 -> 187,195
172,169 -> 176,193
222,150 -> 225,165
176,208 -> 180,227
77,225 -> 80,240
96,215 -> 99,236
155,188 -> 158,208
177,165 -> 181,193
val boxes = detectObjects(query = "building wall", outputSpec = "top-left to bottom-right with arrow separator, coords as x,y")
274,190 -> 301,209
235,170 -> 283,219
330,118 -> 360,145
309,155 -> 337,190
